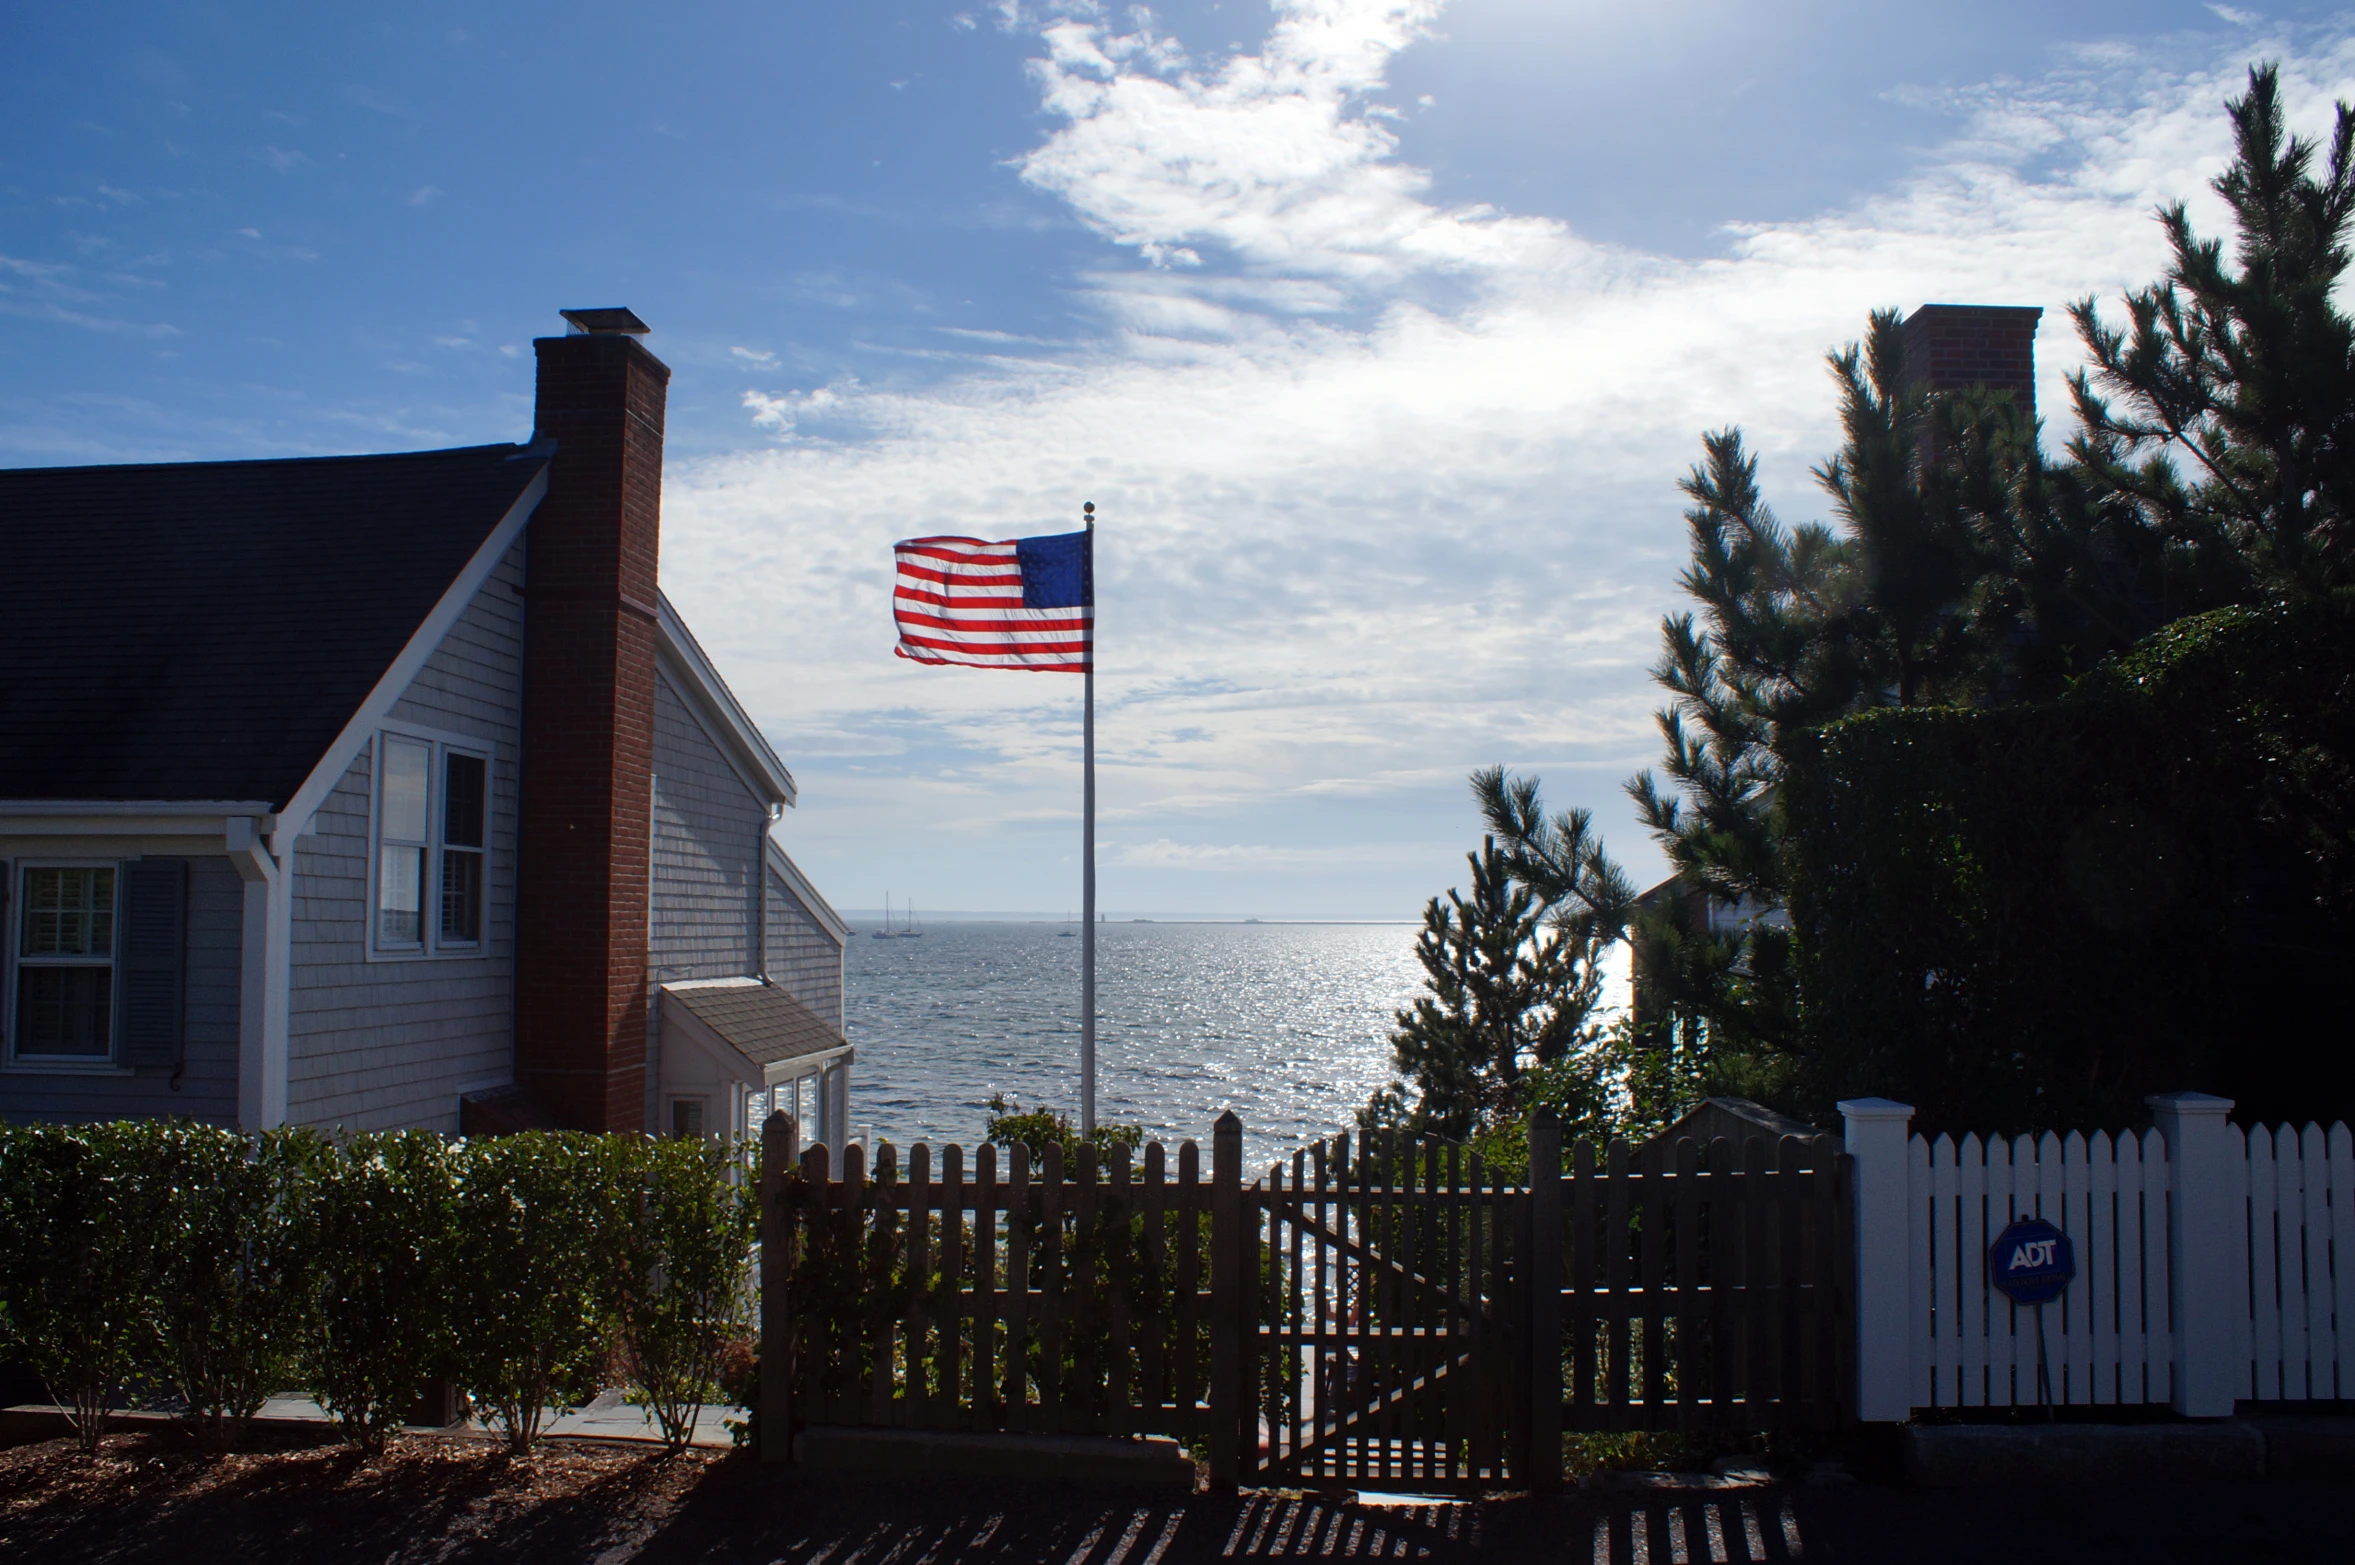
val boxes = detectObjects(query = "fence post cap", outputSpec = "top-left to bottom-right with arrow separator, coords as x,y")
1836,1098 -> 1915,1122
2146,1091 -> 2235,1116
1213,1109 -> 1242,1136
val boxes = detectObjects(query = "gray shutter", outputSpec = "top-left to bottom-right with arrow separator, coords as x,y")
119,858 -> 187,1068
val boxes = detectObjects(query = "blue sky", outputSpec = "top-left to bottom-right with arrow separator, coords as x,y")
7,1 -> 2353,920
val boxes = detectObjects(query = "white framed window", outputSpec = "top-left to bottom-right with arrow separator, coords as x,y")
369,729 -> 492,959
9,862 -> 119,1061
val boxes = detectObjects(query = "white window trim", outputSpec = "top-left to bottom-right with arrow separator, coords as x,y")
364,725 -> 496,964
3,857 -> 131,1074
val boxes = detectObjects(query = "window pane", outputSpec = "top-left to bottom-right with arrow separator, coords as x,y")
20,867 -> 114,958
670,1098 -> 704,1138
17,965 -> 112,1056
378,845 -> 424,946
443,752 -> 486,849
381,737 -> 431,842
440,848 -> 482,943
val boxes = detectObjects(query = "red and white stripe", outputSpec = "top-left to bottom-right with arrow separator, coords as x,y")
892,535 -> 1092,671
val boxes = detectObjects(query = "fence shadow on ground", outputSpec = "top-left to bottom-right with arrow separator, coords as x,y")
7,1433 -> 2350,1565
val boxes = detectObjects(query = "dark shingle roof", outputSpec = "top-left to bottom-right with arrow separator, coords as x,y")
0,442 -> 550,805
664,982 -> 847,1069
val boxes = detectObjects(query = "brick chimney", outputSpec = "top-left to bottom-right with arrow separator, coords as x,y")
1900,304 -> 2042,416
514,308 -> 667,1132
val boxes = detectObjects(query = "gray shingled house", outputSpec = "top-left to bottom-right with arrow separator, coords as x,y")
0,308 -> 854,1149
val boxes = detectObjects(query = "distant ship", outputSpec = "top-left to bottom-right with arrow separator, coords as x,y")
1059,908 -> 1075,937
873,893 -> 899,939
899,901 -> 924,938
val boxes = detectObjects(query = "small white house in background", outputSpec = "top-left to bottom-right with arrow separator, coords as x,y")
0,307 -> 854,1152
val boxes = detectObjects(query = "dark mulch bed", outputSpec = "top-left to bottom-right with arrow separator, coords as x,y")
6,1426 -> 2350,1563
0,1427 -> 716,1563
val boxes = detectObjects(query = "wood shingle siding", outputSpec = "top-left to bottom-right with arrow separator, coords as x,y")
285,541 -> 524,1134
650,667 -> 765,983
766,871 -> 844,1032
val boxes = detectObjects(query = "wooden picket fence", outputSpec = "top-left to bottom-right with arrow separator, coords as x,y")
1548,1128 -> 1852,1437
755,1117 -> 1231,1447
756,1110 -> 1853,1491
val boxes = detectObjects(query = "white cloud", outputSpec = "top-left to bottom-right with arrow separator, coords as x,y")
667,3 -> 2355,915
731,344 -> 778,365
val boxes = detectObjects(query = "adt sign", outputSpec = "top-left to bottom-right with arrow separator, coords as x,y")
1989,1216 -> 2075,1307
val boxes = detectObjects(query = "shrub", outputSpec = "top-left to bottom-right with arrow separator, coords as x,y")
449,1132 -> 625,1451
0,1122 -> 170,1453
609,1134 -> 756,1451
308,1131 -> 457,1451
152,1125 -> 325,1448
982,1094 -> 1143,1162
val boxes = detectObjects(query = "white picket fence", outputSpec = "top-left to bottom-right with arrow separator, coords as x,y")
1846,1093 -> 2355,1420
2245,1119 -> 2355,1402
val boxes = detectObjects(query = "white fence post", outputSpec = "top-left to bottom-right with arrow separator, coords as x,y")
1841,1097 -> 1916,1422
2148,1092 -> 2243,1417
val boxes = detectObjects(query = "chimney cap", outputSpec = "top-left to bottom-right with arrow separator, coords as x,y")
560,307 -> 650,337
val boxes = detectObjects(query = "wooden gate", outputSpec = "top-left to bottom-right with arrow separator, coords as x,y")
1249,1130 -> 1529,1489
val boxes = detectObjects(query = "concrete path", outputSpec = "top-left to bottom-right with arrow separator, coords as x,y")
4,1392 -> 743,1449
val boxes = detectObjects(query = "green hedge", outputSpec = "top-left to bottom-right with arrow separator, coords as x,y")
0,1122 -> 754,1454
1782,601 -> 2355,1135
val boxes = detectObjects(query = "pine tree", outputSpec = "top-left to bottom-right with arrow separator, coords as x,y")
2070,63 -> 2355,601
1369,811 -> 1619,1141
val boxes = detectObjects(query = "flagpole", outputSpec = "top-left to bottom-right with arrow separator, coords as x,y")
1081,502 -> 1097,1135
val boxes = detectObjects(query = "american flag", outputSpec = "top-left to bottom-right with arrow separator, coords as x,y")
892,530 -> 1093,672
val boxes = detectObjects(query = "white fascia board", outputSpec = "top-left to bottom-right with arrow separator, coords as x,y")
765,1043 -> 851,1087
655,592 -> 797,809
0,801 -> 278,840
268,457 -> 550,857
765,837 -> 850,946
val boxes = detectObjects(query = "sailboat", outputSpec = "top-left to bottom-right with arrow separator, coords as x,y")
1059,908 -> 1075,937
872,893 -> 897,940
899,901 -> 924,938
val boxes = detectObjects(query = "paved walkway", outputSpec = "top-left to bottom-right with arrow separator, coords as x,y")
4,1393 -> 742,1449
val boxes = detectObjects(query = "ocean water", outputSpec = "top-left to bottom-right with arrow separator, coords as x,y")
843,920 -> 1422,1164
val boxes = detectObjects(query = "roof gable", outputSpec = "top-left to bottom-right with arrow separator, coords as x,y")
0,442 -> 551,806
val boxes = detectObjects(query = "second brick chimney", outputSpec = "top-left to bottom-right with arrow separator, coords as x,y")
514,308 -> 668,1132
1900,304 -> 2042,417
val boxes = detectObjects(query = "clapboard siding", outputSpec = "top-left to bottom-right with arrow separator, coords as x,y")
651,668 -> 765,982
285,540 -> 523,1133
766,867 -> 843,1032
0,854 -> 242,1126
